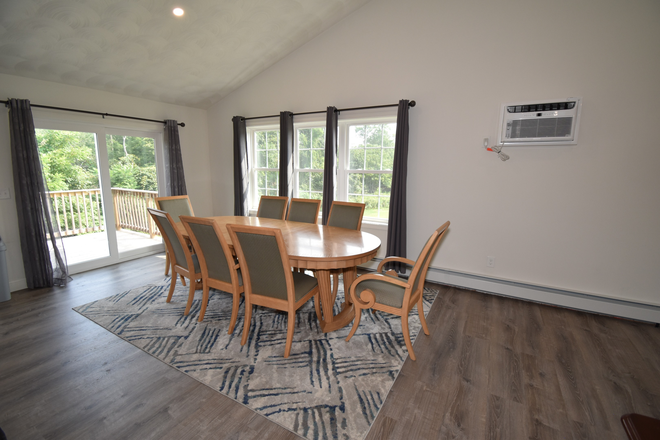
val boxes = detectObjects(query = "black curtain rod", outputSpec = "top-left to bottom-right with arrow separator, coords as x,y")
1,100 -> 185,127
242,100 -> 415,121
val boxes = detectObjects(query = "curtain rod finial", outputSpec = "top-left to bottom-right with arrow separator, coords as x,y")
179,122 -> 185,127
409,100 -> 416,107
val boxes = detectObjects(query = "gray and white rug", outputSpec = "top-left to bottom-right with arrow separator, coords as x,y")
74,277 -> 438,440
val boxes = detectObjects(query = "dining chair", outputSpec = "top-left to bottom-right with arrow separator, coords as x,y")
256,195 -> 289,220
286,198 -> 321,224
326,201 -> 365,230
155,195 -> 194,277
147,208 -> 202,316
226,224 -> 322,358
345,221 -> 450,361
180,216 -> 244,329
325,201 -> 366,302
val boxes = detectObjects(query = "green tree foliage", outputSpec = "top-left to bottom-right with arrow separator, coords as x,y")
106,134 -> 157,191
297,127 -> 325,199
36,130 -> 158,192
37,130 -> 158,233
347,123 -> 395,218
36,129 -> 100,191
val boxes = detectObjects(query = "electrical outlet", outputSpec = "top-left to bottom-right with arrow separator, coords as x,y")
487,256 -> 495,267
0,188 -> 10,200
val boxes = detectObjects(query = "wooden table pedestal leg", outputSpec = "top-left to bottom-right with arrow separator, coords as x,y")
316,268 -> 356,333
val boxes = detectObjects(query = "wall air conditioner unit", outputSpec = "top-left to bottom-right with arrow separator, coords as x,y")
498,98 -> 582,146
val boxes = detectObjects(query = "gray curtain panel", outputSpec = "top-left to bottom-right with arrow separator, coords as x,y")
386,100 -> 411,274
279,111 -> 294,200
8,98 -> 69,288
164,120 -> 187,196
322,106 -> 338,225
233,116 -> 249,216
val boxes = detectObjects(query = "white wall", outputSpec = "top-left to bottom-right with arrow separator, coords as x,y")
207,0 -> 660,307
0,73 -> 211,291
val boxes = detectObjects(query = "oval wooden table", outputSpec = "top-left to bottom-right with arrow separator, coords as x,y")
178,216 -> 381,333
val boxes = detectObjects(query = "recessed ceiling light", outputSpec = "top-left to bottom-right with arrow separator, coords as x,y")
173,7 -> 184,16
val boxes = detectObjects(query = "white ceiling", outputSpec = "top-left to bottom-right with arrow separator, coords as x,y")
0,0 -> 370,108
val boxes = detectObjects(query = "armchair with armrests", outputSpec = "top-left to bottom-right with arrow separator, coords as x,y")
345,221 -> 450,361
180,216 -> 244,329
147,208 -> 202,316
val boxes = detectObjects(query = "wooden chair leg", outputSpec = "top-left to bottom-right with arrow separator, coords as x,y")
284,310 -> 296,358
228,293 -> 240,334
180,274 -> 186,286
198,284 -> 210,322
164,251 -> 170,275
401,313 -> 416,361
184,278 -> 195,315
346,306 -> 362,342
241,302 -> 253,346
166,272 -> 176,303
417,296 -> 430,335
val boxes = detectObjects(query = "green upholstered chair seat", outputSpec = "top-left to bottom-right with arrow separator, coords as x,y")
354,276 -> 407,308
291,272 -> 319,301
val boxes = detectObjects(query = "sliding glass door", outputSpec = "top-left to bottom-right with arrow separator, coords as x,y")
36,128 -> 111,265
35,120 -> 165,273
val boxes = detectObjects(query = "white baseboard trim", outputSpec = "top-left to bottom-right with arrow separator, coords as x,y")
9,279 -> 27,293
360,260 -> 660,324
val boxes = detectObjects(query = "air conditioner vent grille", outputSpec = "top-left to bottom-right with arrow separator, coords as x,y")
508,117 -> 573,139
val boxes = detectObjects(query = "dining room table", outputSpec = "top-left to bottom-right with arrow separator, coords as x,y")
177,216 -> 381,333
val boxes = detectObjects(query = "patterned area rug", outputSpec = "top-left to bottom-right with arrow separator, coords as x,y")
74,277 -> 438,440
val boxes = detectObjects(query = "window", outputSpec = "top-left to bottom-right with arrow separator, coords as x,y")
344,123 -> 395,220
252,128 -> 280,198
247,115 -> 396,222
294,126 -> 325,201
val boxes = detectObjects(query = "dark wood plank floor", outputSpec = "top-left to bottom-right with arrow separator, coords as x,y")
1,254 -> 659,439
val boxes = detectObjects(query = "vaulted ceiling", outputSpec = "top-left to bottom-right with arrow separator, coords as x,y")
0,0 -> 370,108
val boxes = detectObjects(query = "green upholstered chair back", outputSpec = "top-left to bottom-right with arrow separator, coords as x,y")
257,196 -> 288,220
233,230 -> 289,300
149,209 -> 189,271
185,222 -> 232,283
287,199 -> 320,224
156,196 -> 193,222
327,202 -> 365,230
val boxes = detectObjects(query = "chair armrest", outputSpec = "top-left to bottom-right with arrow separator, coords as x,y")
377,256 -> 416,273
349,273 -> 411,308
350,272 -> 411,290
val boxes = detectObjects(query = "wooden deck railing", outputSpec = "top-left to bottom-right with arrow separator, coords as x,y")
112,188 -> 159,238
48,188 -> 160,238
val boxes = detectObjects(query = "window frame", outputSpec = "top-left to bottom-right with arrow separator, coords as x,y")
246,122 -> 280,214
293,120 -> 326,202
246,110 -> 397,224
337,115 -> 397,224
